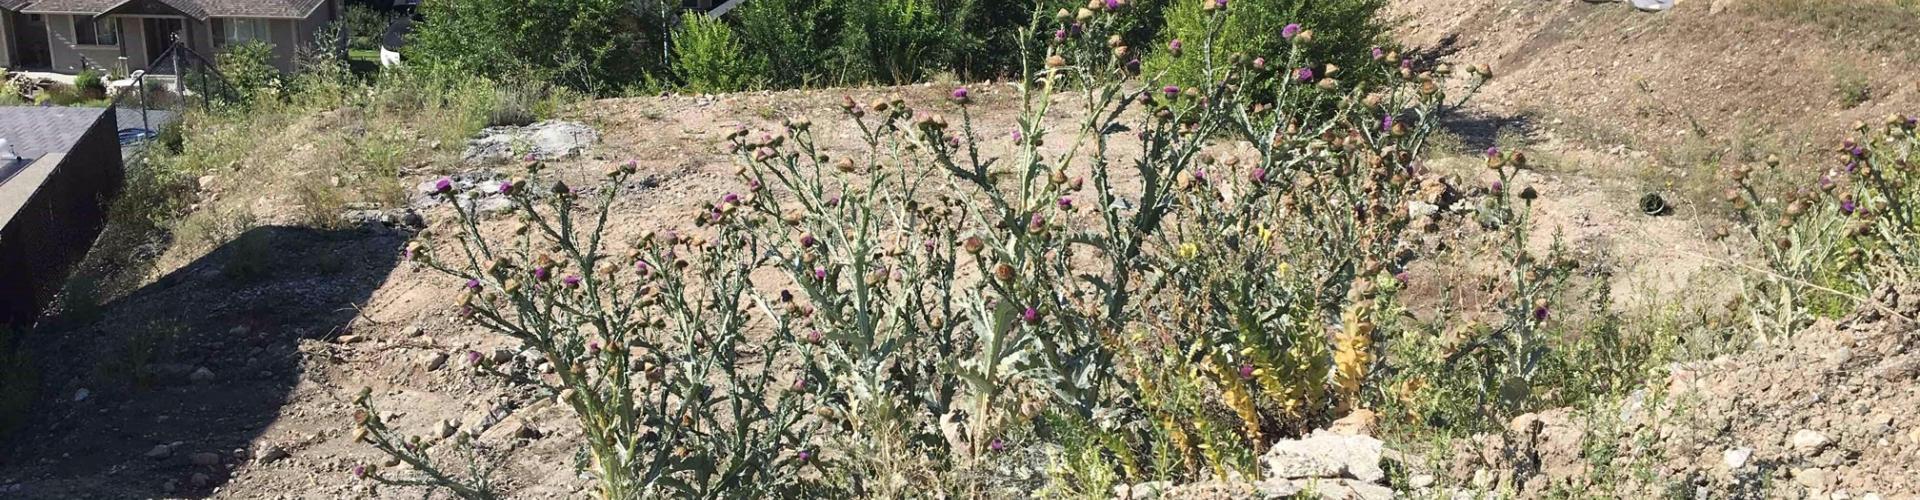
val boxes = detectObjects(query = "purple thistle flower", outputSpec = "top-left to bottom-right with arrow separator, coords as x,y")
1490,180 -> 1504,193
1841,200 -> 1858,215
780,289 -> 794,302
1238,364 -> 1255,379
1381,115 -> 1395,131
1395,272 -> 1410,288
800,234 -> 818,248
1850,146 -> 1866,158
951,87 -> 971,104
465,278 -> 482,290
1012,130 -> 1024,142
533,267 -> 550,281
1296,67 -> 1315,82
352,465 -> 367,479
1214,0 -> 1227,8
588,341 -> 601,353
1532,306 -> 1550,321
1401,59 -> 1413,70
1054,29 -> 1068,42
989,438 -> 1006,452
563,274 -> 582,288
1162,85 -> 1181,96
466,350 -> 482,365
723,192 -> 741,204
1485,146 -> 1501,158
1252,57 -> 1266,70
1846,161 -> 1859,174
1249,167 -> 1267,183
1070,22 -> 1083,36
1104,0 -> 1120,9
797,449 -> 812,462
1371,47 -> 1385,60
497,181 -> 514,195
792,377 -> 807,391
813,267 -> 828,281
1168,39 -> 1183,54
1058,197 -> 1074,210
433,177 -> 453,193
1022,306 -> 1040,324
636,260 -> 651,275
1281,23 -> 1302,39
806,329 -> 823,344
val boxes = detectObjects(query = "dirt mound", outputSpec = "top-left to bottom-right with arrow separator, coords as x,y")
1449,287 -> 1920,498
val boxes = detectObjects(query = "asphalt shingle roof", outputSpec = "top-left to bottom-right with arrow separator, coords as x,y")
17,0 -> 325,19
0,106 -> 108,161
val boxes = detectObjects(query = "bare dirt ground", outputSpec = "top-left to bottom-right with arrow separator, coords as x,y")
2,0 -> 1918,498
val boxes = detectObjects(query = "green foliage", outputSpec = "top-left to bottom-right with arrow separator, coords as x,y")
406,0 -> 675,93
344,5 -> 394,51
732,0 -> 994,87
1148,0 -> 1390,94
218,41 -> 284,103
74,68 -> 106,96
671,13 -> 766,93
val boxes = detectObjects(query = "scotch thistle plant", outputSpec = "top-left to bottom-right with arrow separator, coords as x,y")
1440,148 -> 1575,410
1728,113 -> 1920,333
373,163 -> 820,499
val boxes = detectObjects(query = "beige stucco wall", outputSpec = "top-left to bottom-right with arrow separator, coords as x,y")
45,14 -> 129,74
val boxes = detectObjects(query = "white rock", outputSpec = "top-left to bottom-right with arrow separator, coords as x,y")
1409,474 -> 1436,489
1791,429 -> 1832,453
189,367 -> 216,384
144,444 -> 173,459
72,388 -> 90,402
1723,447 -> 1753,469
1264,430 -> 1386,484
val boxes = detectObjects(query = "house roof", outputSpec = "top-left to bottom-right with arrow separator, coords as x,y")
19,0 -> 326,19
0,0 -> 33,11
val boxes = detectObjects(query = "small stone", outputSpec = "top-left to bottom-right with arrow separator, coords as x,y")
1263,449 -> 1347,479
189,452 -> 221,466
1112,481 -> 1172,499
255,445 -> 289,465
336,335 -> 362,344
1795,468 -> 1831,490
437,420 -> 458,439
228,325 -> 250,336
422,352 -> 449,371
189,367 -> 216,384
481,418 -> 541,442
1408,474 -> 1435,489
1723,447 -> 1753,469
490,349 -> 515,364
144,444 -> 173,459
72,388 -> 90,402
189,473 -> 211,488
1791,429 -> 1832,453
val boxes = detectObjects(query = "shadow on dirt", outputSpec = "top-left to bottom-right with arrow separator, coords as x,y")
1439,111 -> 1536,153
0,224 -> 407,498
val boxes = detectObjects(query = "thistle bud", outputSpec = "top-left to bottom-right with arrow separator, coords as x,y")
993,263 -> 1015,282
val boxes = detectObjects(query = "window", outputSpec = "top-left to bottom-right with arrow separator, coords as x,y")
74,16 -> 118,46
224,19 -> 271,45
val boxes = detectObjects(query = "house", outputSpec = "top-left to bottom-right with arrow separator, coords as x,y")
0,0 -> 342,74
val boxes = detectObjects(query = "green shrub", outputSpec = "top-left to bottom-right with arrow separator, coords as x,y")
217,41 -> 283,104
407,0 -> 674,94
345,5 -> 393,51
1148,0 -> 1390,94
74,69 -> 106,96
671,13 -> 766,93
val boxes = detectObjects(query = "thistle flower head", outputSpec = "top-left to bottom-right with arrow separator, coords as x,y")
951,87 -> 971,105
497,181 -> 514,195
1252,57 -> 1266,70
1297,67 -> 1315,82
1532,306 -> 1550,321
1168,39 -> 1184,56
813,267 -> 828,281
563,274 -> 582,288
1371,47 -> 1385,60
433,177 -> 453,194
800,234 -> 818,248
465,278 -> 482,290
1162,85 -> 1180,96
989,438 -> 1006,452
1249,167 -> 1267,183
722,192 -> 740,205
1238,363 -> 1255,379
797,449 -> 812,462
1058,197 -> 1074,210
1022,306 -> 1041,324
806,329 -> 823,344
352,465 -> 367,479
465,350 -> 482,365
1282,23 -> 1302,39
1841,199 -> 1858,215
533,267 -> 551,281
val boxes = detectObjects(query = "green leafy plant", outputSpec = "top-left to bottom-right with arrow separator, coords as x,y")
671,13 -> 767,94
